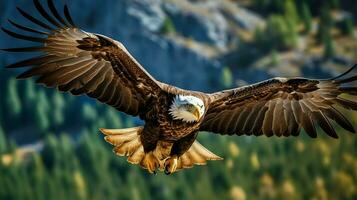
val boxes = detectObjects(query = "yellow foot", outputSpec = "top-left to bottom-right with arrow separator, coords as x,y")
140,152 -> 159,174
164,155 -> 178,175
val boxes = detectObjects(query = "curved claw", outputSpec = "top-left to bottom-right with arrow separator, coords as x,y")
164,155 -> 178,175
140,152 -> 159,174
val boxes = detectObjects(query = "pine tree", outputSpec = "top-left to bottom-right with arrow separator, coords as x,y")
324,32 -> 335,59
284,0 -> 299,48
301,2 -> 312,33
317,6 -> 333,44
270,49 -> 280,66
52,92 -> 65,126
284,0 -> 299,25
24,79 -> 36,105
6,78 -> 22,117
34,90 -> 50,132
161,17 -> 176,35
285,19 -> 299,48
0,124 -> 7,153
220,67 -> 233,89
42,134 -> 59,168
254,27 -> 268,49
266,15 -> 289,49
81,103 -> 97,123
32,154 -> 47,200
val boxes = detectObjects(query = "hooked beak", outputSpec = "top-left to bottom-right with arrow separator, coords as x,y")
192,107 -> 201,121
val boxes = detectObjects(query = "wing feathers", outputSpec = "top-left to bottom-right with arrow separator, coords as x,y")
1,46 -> 44,52
312,111 -> 338,138
202,70 -> 357,138
47,0 -> 70,27
64,5 -> 76,27
1,27 -> 46,43
2,0 -> 161,117
8,19 -> 49,35
5,55 -> 57,68
33,0 -> 63,28
262,101 -> 275,137
325,107 -> 355,133
16,7 -> 53,30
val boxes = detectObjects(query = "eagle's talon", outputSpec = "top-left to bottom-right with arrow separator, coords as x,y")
141,152 -> 159,174
164,169 -> 171,175
164,155 -> 178,175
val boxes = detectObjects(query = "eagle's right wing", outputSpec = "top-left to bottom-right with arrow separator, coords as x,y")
2,0 -> 162,117
200,66 -> 357,138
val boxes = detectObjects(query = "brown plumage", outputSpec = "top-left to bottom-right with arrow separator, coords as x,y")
2,0 -> 357,175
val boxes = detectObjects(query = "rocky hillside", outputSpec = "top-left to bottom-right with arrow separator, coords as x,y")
1,0 -> 356,91
0,0 -> 264,92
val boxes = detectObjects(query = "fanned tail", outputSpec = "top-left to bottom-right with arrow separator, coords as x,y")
100,127 -> 146,165
175,141 -> 223,171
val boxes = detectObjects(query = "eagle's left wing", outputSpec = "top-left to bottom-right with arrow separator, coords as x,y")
2,0 -> 163,117
200,66 -> 357,138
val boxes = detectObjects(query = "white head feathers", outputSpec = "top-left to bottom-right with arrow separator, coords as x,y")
169,95 -> 205,123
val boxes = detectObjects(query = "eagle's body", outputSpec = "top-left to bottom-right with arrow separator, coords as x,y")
2,0 -> 357,174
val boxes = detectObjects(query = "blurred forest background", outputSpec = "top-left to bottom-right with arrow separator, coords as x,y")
0,0 -> 357,199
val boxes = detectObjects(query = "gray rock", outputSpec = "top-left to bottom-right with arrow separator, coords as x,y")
0,0 -> 222,92
163,1 -> 230,49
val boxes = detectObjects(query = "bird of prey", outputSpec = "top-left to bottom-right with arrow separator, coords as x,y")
2,0 -> 357,175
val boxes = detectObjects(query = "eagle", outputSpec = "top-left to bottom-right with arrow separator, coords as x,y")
2,0 -> 357,175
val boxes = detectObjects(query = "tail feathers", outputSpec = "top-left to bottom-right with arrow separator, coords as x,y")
176,141 -> 223,171
100,127 -> 146,164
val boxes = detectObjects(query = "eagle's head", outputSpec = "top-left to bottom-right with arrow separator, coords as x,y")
169,95 -> 205,123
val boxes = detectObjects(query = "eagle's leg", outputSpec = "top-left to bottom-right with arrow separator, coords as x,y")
140,128 -> 161,174
164,133 -> 198,175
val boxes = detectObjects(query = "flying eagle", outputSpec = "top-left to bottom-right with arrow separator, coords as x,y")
2,0 -> 357,175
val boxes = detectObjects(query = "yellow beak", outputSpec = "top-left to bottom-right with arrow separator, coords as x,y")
192,107 -> 201,121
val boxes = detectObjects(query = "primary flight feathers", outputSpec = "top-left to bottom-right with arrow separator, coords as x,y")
2,0 -> 357,174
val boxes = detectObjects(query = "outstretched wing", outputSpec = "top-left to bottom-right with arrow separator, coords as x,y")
200,66 -> 357,138
2,0 -> 162,117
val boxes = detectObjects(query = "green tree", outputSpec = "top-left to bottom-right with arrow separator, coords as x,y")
301,2 -> 312,33
220,66 -> 233,88
24,79 -> 36,105
284,0 -> 299,25
81,103 -> 97,123
0,124 -> 7,153
317,6 -> 333,44
270,49 -> 280,66
31,154 -> 47,200
266,15 -> 289,49
324,32 -> 335,58
254,27 -> 266,46
34,90 -> 50,132
52,92 -> 65,126
42,134 -> 59,168
161,17 -> 176,35
6,78 -> 22,117
284,0 -> 299,48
